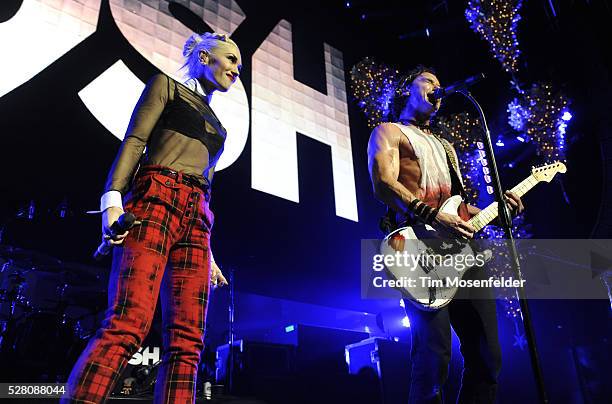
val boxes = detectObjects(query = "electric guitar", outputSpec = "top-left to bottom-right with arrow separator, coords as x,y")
380,162 -> 567,311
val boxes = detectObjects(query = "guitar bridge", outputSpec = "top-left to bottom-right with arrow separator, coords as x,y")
428,287 -> 436,305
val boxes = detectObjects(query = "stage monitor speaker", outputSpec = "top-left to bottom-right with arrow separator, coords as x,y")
345,337 -> 411,404
215,339 -> 296,396
271,324 -> 369,374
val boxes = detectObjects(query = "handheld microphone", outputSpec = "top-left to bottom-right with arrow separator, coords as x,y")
93,212 -> 138,260
431,73 -> 486,100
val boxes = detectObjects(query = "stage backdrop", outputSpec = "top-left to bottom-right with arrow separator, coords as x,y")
0,0 -> 603,313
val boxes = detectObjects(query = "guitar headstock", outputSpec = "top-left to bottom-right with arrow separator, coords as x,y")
531,161 -> 567,182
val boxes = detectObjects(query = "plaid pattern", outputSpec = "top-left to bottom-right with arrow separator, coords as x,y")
62,166 -> 213,404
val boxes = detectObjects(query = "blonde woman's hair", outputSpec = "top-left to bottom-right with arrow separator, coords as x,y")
182,32 -> 239,79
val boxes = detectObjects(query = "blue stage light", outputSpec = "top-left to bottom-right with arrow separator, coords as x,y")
285,325 -> 295,333
561,111 -> 572,121
402,316 -> 410,328
516,135 -> 525,142
496,136 -> 505,147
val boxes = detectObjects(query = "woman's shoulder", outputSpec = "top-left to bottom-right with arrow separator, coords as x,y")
147,73 -> 173,88
143,73 -> 178,101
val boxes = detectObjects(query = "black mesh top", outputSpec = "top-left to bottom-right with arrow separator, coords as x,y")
104,74 -> 227,194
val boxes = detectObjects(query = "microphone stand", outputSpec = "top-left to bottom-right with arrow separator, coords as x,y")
227,269 -> 235,394
460,90 -> 549,404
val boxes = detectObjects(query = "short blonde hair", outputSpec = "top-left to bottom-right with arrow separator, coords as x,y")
182,32 -> 239,79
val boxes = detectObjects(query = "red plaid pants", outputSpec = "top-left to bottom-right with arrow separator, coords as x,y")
62,166 -> 213,403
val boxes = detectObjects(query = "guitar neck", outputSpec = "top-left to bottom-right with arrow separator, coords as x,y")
468,175 -> 539,231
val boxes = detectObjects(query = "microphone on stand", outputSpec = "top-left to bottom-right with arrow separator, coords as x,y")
431,73 -> 486,100
93,212 -> 138,260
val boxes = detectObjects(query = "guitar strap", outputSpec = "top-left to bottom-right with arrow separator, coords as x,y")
434,135 -> 467,200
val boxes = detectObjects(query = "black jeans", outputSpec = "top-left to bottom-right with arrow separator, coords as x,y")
403,269 -> 502,404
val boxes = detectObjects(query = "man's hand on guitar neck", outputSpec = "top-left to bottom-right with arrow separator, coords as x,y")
504,191 -> 524,216
432,211 -> 476,239
467,190 -> 525,228
466,191 -> 524,218
491,191 -> 525,227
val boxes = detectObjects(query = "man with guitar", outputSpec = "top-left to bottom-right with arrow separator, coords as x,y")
367,66 -> 524,403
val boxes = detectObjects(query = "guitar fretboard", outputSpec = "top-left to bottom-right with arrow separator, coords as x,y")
468,175 -> 539,231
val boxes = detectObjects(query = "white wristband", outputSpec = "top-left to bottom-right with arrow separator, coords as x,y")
100,190 -> 123,212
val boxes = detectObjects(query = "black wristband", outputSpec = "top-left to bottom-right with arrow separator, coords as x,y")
406,198 -> 438,225
414,202 -> 428,217
421,204 -> 433,223
424,208 -> 439,225
407,199 -> 420,211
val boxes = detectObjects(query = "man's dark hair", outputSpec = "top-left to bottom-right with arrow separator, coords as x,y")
389,65 -> 437,122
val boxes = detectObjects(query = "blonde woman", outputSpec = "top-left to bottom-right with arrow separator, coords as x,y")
62,32 -> 241,403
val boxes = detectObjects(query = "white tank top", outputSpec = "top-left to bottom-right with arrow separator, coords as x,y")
391,123 -> 459,207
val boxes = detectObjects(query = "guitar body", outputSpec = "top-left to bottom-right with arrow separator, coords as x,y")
381,196 -> 476,311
